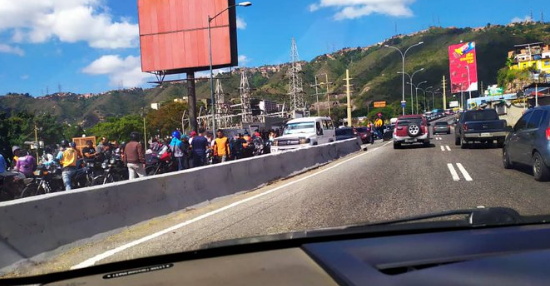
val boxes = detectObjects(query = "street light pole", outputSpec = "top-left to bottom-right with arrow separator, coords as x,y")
385,42 -> 424,115
415,81 -> 427,114
425,86 -> 433,112
208,2 -> 251,132
398,67 -> 424,114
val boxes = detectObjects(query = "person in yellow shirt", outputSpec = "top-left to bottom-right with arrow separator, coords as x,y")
57,140 -> 78,190
213,129 -> 231,163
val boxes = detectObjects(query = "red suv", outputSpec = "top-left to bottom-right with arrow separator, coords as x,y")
393,115 -> 430,149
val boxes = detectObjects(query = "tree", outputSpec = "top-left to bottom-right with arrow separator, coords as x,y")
146,102 -> 188,137
89,115 -> 144,143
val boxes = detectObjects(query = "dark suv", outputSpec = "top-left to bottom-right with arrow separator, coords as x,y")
393,115 -> 430,149
503,106 -> 550,181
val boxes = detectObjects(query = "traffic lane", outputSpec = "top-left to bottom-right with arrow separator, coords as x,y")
433,129 -> 550,216
5,140 -> 389,277
96,138 -> 461,264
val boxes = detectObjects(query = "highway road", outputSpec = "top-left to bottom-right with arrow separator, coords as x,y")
8,116 -> 550,277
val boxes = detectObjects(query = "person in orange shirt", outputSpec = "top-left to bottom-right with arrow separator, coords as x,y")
213,129 -> 231,163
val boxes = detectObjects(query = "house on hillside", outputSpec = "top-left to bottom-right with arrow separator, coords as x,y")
507,42 -> 550,74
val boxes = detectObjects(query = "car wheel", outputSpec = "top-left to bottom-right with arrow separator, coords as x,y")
455,135 -> 461,146
503,147 -> 513,169
496,138 -> 504,148
533,152 -> 550,181
393,142 -> 401,149
423,141 -> 430,147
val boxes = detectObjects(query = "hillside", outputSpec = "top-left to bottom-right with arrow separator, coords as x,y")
1,22 -> 549,126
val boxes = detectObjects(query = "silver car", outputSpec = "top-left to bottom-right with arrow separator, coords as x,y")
433,121 -> 451,134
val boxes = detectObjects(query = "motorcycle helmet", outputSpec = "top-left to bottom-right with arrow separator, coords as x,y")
130,132 -> 140,141
172,130 -> 181,139
60,140 -> 69,148
12,145 -> 20,154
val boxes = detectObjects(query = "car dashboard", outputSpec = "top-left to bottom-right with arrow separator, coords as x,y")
4,223 -> 550,286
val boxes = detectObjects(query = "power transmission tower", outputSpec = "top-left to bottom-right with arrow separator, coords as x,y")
58,83 -> 62,94
215,79 -> 229,128
239,69 -> 253,124
288,38 -> 306,117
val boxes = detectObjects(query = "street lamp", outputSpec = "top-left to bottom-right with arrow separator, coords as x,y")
385,41 -> 424,115
398,67 -> 424,114
408,81 -> 427,114
208,1 -> 251,132
425,86 -> 433,112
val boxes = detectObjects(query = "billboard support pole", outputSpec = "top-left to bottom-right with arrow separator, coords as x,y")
187,72 -> 198,133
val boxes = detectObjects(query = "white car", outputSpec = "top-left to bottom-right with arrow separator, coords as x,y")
271,117 -> 336,153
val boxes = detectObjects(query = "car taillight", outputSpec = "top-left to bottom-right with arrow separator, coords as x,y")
463,123 -> 468,131
546,127 -> 550,141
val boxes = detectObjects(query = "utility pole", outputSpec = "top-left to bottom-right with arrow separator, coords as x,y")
311,76 -> 321,115
442,75 -> 447,109
34,123 -> 39,165
345,69 -> 353,127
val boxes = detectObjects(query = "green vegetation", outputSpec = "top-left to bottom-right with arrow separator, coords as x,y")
2,22 -> 550,129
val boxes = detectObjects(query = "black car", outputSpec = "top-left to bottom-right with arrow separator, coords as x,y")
503,106 -> 550,181
335,127 -> 356,141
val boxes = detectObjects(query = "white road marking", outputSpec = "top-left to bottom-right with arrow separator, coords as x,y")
445,145 -> 451,151
440,146 -> 445,151
71,141 -> 394,269
456,163 -> 473,181
447,163 -> 460,181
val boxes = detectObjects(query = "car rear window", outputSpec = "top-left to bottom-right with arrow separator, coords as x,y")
463,110 -> 499,121
336,129 -> 354,135
397,119 -> 422,127
435,122 -> 448,126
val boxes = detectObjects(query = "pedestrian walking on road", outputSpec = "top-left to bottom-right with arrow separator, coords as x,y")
124,132 -> 146,180
213,129 -> 230,163
232,133 -> 246,160
191,129 -> 209,167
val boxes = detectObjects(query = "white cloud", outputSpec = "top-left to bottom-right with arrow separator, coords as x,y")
0,0 -> 138,49
236,16 -> 247,29
238,55 -> 250,66
308,0 -> 416,20
511,15 -> 533,23
0,44 -> 24,56
82,55 -> 153,88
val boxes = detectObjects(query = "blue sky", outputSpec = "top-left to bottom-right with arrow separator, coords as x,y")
0,0 -> 546,96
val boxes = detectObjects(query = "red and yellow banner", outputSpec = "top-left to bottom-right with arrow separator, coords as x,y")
448,42 -> 478,93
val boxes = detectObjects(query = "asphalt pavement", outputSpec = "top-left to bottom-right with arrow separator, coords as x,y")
7,118 -> 550,277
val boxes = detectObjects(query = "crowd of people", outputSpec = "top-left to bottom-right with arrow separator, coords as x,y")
0,128 -> 280,198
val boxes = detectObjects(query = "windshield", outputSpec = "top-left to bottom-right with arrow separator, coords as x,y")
1,0 -> 550,279
283,122 -> 315,135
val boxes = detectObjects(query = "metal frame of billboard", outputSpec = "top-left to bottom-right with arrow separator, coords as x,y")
138,0 -> 239,75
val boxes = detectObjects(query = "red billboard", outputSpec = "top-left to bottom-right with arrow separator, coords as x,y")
138,0 -> 239,74
448,42 -> 478,94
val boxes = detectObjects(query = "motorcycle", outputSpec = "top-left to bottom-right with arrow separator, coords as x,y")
0,172 -> 25,201
96,156 -> 128,185
146,145 -> 175,175
20,164 -> 64,198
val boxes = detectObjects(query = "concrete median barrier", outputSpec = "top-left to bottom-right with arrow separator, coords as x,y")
0,138 -> 361,273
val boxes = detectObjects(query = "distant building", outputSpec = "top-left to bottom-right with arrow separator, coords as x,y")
259,100 -> 279,113
508,42 -> 550,73
151,103 -> 161,110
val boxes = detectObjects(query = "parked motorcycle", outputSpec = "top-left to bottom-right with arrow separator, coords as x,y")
146,145 -> 175,175
20,164 -> 63,198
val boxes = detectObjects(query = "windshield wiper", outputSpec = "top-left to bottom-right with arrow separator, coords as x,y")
362,207 -> 523,228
